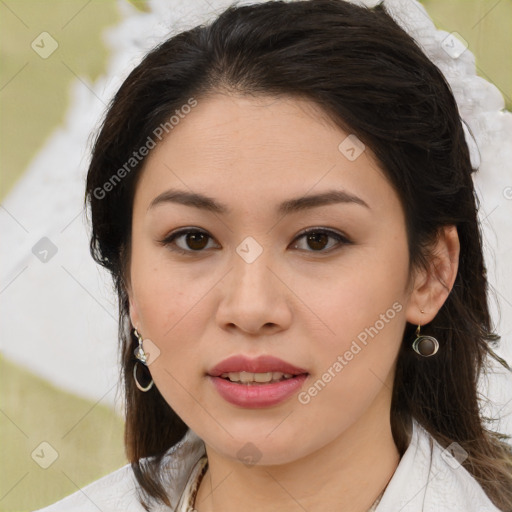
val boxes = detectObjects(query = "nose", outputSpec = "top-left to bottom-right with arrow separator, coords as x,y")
215,246 -> 292,336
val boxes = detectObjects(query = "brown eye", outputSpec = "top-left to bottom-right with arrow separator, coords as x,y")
306,231 -> 329,251
182,231 -> 210,250
160,229 -> 217,254
291,228 -> 351,253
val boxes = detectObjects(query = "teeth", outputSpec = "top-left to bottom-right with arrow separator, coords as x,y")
220,371 -> 295,384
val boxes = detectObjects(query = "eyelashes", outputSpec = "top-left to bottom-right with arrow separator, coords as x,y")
160,229 -> 216,255
158,227 -> 352,256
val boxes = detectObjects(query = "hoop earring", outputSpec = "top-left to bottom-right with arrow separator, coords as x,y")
133,328 -> 154,392
412,324 -> 439,357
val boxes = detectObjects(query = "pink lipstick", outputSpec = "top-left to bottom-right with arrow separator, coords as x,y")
207,355 -> 309,408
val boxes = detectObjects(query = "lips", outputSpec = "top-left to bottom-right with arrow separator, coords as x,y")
208,354 -> 308,377
207,355 -> 308,408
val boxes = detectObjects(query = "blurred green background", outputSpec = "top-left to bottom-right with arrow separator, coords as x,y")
0,0 -> 511,510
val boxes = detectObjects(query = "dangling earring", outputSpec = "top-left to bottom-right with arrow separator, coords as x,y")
133,328 -> 154,392
412,323 -> 439,357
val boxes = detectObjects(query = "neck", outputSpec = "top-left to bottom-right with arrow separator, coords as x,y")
193,385 -> 401,512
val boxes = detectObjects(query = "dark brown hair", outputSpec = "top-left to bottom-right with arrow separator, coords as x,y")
85,1 -> 512,510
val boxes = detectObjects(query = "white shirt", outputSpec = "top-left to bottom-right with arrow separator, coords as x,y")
33,418 -> 503,512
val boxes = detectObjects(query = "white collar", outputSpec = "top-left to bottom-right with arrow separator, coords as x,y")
375,418 -> 501,511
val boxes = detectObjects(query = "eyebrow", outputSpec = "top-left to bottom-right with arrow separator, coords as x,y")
148,188 -> 370,215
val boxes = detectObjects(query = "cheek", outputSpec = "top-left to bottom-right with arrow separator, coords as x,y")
293,236 -> 409,406
290,268 -> 407,454
295,235 -> 409,354
129,246 -> 236,421
131,235 -> 197,326
131,257 -> 211,420
129,241 -> 205,365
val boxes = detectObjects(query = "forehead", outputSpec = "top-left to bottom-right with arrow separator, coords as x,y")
161,93 -> 345,156
134,93 -> 398,216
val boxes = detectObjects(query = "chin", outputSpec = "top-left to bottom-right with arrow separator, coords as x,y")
203,426 -> 313,467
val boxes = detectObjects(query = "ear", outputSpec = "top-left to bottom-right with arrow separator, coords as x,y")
405,225 -> 460,326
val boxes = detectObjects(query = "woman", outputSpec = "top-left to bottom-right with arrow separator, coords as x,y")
35,0 -> 512,511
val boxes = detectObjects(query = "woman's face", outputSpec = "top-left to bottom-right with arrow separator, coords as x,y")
128,93 -> 418,465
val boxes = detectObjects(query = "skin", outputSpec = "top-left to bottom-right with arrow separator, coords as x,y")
127,93 -> 460,512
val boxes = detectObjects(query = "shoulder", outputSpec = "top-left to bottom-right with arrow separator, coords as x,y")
376,418 -> 503,512
32,463 -> 146,512
32,428 -> 206,512
425,432 -> 503,511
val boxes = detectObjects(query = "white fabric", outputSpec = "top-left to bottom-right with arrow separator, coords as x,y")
32,418 -> 502,512
378,0 -> 511,175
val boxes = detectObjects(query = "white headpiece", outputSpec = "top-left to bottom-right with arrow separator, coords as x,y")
366,0 -> 511,175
